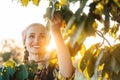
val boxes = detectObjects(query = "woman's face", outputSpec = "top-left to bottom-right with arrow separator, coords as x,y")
25,25 -> 49,56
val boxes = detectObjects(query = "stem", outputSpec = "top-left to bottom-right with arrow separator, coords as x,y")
95,30 -> 112,47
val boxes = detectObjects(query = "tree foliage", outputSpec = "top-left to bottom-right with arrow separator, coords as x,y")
0,39 -> 24,63
12,0 -> 120,79
0,60 -> 36,80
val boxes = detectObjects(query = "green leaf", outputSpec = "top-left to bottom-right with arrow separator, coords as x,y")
7,67 -> 16,78
0,75 -> 2,80
110,56 -> 120,74
103,4 -> 110,33
64,0 -> 88,34
68,42 -> 82,57
21,0 -> 29,6
86,55 -> 95,78
70,13 -> 87,47
2,67 -> 11,80
84,14 -> 97,36
27,60 -> 38,71
96,48 -> 111,78
0,66 -> 3,80
44,1 -> 59,19
59,6 -> 73,23
60,0 -> 68,6
3,60 -> 17,68
64,15 -> 76,33
75,0 -> 88,17
110,44 -> 120,65
27,69 -> 34,80
24,60 -> 38,80
111,0 -> 119,8
109,25 -> 119,38
109,44 -> 120,75
79,44 -> 86,56
14,64 -> 28,80
89,1 -> 100,12
68,0 -> 79,3
79,44 -> 96,72
44,7 -> 53,19
79,52 -> 89,72
32,0 -> 40,6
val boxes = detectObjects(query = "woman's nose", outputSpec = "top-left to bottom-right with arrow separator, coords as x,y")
34,37 -> 40,43
34,36 -> 44,43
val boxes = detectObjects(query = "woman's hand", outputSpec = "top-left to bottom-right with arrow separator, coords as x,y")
49,12 -> 63,33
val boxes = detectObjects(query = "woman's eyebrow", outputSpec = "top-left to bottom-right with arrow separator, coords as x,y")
29,33 -> 35,35
27,33 -> 35,36
39,33 -> 47,35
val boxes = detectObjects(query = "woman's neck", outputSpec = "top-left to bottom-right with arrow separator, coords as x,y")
29,52 -> 49,67
29,52 -> 45,61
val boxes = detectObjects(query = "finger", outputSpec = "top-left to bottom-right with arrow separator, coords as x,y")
54,12 -> 62,20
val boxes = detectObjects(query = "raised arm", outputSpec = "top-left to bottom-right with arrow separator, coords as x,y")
49,13 -> 74,78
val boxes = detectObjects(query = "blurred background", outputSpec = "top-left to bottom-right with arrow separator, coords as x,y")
0,0 -> 49,63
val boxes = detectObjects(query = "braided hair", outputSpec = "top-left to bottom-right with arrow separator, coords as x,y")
24,47 -> 29,62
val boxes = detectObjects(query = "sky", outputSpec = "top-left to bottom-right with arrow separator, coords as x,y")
0,0 -> 49,43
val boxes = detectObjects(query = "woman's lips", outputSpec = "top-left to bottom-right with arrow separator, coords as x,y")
33,46 -> 40,48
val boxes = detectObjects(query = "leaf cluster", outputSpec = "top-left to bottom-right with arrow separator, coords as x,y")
43,0 -> 119,50
0,60 -> 38,80
79,43 -> 120,80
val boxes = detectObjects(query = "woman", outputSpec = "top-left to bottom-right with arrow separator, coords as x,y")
22,13 -> 74,79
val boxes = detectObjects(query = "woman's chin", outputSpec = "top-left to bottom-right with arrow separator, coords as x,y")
32,49 -> 45,54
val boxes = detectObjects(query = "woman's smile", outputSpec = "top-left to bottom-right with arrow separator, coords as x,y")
33,45 -> 40,48
32,45 -> 41,49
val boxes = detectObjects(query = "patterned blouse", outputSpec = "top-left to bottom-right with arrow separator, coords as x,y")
27,60 -> 75,80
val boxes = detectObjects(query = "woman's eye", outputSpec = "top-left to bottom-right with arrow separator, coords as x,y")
40,35 -> 46,38
28,35 -> 35,38
39,34 -> 47,38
